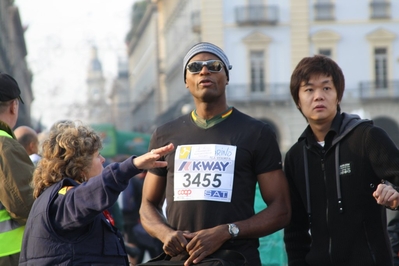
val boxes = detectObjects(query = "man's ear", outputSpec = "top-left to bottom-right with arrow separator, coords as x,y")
10,100 -> 18,114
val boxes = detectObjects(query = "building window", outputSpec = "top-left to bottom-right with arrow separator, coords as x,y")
191,11 -> 201,33
370,0 -> 390,19
319,49 -> 332,57
250,51 -> 265,92
311,30 -> 340,61
374,48 -> 388,89
314,0 -> 334,20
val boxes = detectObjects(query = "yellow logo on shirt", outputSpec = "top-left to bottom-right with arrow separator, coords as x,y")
179,146 -> 192,159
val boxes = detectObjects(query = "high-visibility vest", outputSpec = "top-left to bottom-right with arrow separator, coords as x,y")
0,130 -> 25,256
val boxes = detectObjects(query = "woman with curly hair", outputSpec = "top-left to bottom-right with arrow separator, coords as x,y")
19,121 -> 174,266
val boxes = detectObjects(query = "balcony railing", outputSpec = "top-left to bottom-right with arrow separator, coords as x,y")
226,83 -> 291,103
235,5 -> 279,26
370,1 -> 390,19
359,80 -> 399,100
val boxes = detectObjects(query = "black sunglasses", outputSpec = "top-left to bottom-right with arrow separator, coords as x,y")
186,60 -> 224,74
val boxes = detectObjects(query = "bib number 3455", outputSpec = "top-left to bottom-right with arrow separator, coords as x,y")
182,173 -> 221,188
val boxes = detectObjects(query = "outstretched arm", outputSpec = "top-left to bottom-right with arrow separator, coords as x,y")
133,143 -> 174,170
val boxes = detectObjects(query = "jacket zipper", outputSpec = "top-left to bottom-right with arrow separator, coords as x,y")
363,222 -> 377,265
322,158 -> 333,265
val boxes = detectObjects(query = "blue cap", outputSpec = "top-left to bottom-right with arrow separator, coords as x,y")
183,42 -> 232,82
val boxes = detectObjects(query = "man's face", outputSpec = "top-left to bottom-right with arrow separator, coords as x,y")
185,52 -> 228,103
298,74 -> 338,124
32,138 -> 39,155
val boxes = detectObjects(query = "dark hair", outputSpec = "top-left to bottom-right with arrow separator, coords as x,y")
290,55 -> 345,112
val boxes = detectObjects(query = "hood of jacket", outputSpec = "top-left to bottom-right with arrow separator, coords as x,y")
298,112 -> 373,145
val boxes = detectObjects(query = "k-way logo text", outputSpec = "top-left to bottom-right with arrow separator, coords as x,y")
178,161 -> 230,172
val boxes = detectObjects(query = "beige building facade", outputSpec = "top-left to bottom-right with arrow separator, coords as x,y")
0,0 -> 33,127
126,0 -> 399,152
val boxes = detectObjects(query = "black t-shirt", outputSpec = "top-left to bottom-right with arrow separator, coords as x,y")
149,108 -> 282,265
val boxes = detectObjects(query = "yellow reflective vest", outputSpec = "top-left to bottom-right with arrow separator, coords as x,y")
0,130 -> 25,256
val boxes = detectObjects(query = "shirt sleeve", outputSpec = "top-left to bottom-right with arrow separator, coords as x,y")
365,125 -> 399,184
254,123 -> 283,175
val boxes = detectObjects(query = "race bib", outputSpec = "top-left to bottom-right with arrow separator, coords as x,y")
174,144 -> 237,202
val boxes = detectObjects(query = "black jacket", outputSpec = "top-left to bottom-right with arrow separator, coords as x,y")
284,112 -> 398,266
19,158 -> 141,266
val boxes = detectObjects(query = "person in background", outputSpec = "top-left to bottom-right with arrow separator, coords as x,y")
122,170 -> 163,264
254,183 -> 287,266
0,73 -> 34,266
140,42 -> 291,266
19,121 -> 174,266
111,155 -> 149,264
14,125 -> 41,166
284,54 -> 399,266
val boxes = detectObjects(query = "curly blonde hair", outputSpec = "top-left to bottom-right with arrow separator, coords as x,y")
32,121 -> 102,198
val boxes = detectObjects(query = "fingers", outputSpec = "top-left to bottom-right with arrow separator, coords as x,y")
185,249 -> 208,266
152,143 -> 175,156
374,184 -> 399,208
133,143 -> 174,170
163,231 -> 188,257
183,228 -> 224,266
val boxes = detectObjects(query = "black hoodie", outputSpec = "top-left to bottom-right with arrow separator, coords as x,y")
284,112 -> 398,266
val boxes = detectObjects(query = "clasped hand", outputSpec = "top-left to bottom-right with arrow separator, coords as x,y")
163,225 -> 230,266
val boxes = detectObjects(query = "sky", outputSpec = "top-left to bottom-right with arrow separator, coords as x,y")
15,0 -> 136,129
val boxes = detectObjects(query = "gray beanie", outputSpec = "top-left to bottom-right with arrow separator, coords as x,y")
183,42 -> 232,82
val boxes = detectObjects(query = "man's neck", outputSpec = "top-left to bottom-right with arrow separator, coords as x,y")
309,121 -> 333,142
194,102 -> 229,120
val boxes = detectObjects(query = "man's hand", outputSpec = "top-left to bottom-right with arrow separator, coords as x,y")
133,143 -> 174,170
373,182 -> 399,209
162,230 -> 190,257
182,225 -> 231,266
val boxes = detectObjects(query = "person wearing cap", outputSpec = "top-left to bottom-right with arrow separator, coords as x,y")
140,42 -> 291,265
0,73 -> 34,266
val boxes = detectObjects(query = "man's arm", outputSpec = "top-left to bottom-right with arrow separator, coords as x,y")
365,126 -> 399,209
0,143 -> 34,225
239,169 -> 291,237
140,171 -> 189,257
183,169 -> 291,265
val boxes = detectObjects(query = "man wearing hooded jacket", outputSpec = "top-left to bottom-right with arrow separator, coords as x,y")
284,55 -> 399,266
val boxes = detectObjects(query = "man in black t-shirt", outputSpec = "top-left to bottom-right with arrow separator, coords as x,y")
139,42 -> 291,266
